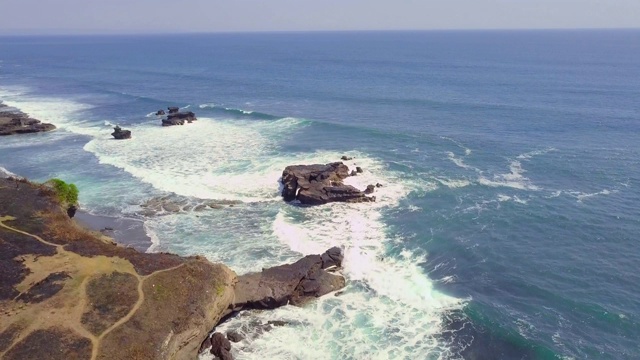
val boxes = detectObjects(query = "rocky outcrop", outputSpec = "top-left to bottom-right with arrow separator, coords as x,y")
156,109 -> 165,116
168,106 -> 180,114
110,125 -> 131,140
210,332 -> 233,360
281,162 -> 375,205
161,111 -> 197,126
231,247 -> 346,311
0,177 -> 237,360
0,110 -> 56,136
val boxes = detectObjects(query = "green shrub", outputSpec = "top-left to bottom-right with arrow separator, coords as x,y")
47,178 -> 79,205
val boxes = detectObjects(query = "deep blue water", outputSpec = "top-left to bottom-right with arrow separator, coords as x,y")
1,30 -> 639,359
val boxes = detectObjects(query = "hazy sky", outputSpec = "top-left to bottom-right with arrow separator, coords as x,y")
1,0 -> 639,35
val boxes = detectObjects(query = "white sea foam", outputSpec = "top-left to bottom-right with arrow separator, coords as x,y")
572,189 -> 616,202
441,136 -> 472,156
435,177 -> 472,189
0,91 -> 94,136
0,166 -> 19,179
84,117 -> 310,202
478,160 -> 540,191
446,151 -> 479,172
516,147 -> 557,160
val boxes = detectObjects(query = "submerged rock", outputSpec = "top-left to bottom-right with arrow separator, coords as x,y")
281,162 -> 374,205
227,330 -> 244,343
341,155 -> 353,161
168,106 -> 180,114
156,109 -> 165,116
364,184 -> 375,194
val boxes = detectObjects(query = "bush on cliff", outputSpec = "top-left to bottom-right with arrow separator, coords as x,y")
46,178 -> 79,205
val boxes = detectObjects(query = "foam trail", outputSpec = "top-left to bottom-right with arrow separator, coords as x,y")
573,189 -> 616,202
447,152 -> 480,172
478,160 -> 540,191
435,177 -> 472,189
441,136 -> 472,156
517,147 -> 557,160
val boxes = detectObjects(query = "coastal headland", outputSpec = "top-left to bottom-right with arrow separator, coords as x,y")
0,174 -> 353,359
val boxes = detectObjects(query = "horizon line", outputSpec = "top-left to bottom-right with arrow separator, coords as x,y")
0,27 -> 639,37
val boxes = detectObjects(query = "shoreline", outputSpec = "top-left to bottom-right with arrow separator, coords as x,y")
73,210 -> 153,252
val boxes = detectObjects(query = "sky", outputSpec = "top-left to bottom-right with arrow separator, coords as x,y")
1,0 -> 639,35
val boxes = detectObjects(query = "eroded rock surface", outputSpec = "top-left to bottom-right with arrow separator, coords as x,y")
0,109 -> 56,136
232,247 -> 346,310
281,162 -> 375,205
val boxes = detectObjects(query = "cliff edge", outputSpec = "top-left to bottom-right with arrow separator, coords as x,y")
0,177 -> 237,360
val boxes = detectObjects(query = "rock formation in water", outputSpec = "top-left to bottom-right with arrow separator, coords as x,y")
281,162 -> 375,205
161,111 -> 197,126
110,125 -> 131,140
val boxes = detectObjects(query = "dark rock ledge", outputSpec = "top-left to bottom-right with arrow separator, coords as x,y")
0,104 -> 56,136
160,106 -> 197,126
200,247 -> 346,357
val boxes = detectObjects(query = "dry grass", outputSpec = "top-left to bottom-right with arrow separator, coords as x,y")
37,210 -> 99,244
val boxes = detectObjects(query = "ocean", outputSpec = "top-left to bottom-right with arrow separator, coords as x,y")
0,30 -> 639,359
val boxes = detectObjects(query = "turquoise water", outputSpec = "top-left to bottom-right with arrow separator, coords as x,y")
0,30 -> 639,359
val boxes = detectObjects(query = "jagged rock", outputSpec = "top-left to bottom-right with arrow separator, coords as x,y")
281,163 -> 374,205
227,330 -> 244,343
168,106 -> 180,114
231,248 -> 346,311
162,111 -> 197,126
364,185 -> 375,194
169,111 -> 197,123
0,111 -> 56,136
321,246 -> 343,269
210,332 -> 233,360
156,109 -> 165,116
350,170 -> 357,176
340,155 -> 353,161
356,167 -> 363,173
111,125 -> 131,140
162,118 -> 185,126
